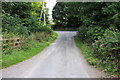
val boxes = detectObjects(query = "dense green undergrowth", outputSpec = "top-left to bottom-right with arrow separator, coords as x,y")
75,37 -> 97,66
53,2 -> 120,78
1,2 -> 58,69
2,32 -> 58,68
75,37 -> 120,78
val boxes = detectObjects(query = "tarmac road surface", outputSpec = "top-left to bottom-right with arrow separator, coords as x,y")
2,31 -> 104,78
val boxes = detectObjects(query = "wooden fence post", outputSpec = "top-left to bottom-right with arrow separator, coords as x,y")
2,37 -> 25,51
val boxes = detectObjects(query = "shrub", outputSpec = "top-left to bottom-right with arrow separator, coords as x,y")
92,27 -> 120,73
77,26 -> 104,43
33,32 -> 50,42
22,16 -> 40,33
39,25 -> 53,33
2,13 -> 29,36
87,26 -> 104,41
77,26 -> 89,41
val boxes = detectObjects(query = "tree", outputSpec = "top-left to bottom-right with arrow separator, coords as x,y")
2,2 -> 32,18
2,2 -> 50,35
52,2 -> 120,30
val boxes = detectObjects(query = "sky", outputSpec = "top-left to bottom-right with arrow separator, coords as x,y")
46,0 -> 56,19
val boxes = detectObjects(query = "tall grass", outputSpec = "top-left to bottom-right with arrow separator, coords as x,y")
2,32 -> 58,68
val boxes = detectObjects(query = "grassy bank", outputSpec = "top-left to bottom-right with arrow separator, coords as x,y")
74,37 -> 120,78
74,37 -> 99,66
2,32 -> 58,69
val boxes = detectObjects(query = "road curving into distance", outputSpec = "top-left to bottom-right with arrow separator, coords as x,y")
2,31 -> 104,78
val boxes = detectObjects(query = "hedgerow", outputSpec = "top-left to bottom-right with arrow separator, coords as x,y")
53,2 -> 120,77
2,2 -> 54,54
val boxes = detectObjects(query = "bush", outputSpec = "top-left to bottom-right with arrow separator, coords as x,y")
2,12 -> 54,55
2,13 -> 29,36
77,26 -> 104,43
87,26 -> 104,41
32,25 -> 53,33
40,25 -> 52,33
22,16 -> 40,32
77,26 -> 89,41
33,32 -> 50,42
92,27 -> 120,73
77,26 -> 120,76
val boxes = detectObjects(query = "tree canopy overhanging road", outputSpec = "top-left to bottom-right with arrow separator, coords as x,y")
1,2 -> 120,78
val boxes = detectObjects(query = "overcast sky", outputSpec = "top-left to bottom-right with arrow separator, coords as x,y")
46,0 -> 56,19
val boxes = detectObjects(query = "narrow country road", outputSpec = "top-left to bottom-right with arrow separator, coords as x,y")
2,31 -> 104,78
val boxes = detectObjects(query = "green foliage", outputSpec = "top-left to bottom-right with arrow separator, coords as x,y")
77,26 -> 120,76
31,2 -> 49,24
33,32 -> 50,42
87,26 -> 104,39
52,2 -> 82,28
2,32 -> 58,68
53,2 -> 120,30
31,2 -> 43,16
58,2 -> 120,77
22,16 -> 39,32
2,2 -> 55,55
2,2 -> 32,18
77,27 -> 88,41
2,42 -> 49,68
2,2 -> 50,36
92,27 -> 120,73
92,27 -> 120,58
77,26 -> 104,43
74,37 -> 99,67
2,13 -> 29,36
38,25 -> 52,33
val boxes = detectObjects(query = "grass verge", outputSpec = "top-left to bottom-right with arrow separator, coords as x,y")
74,37 -> 100,66
2,32 -> 58,69
74,37 -> 120,78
